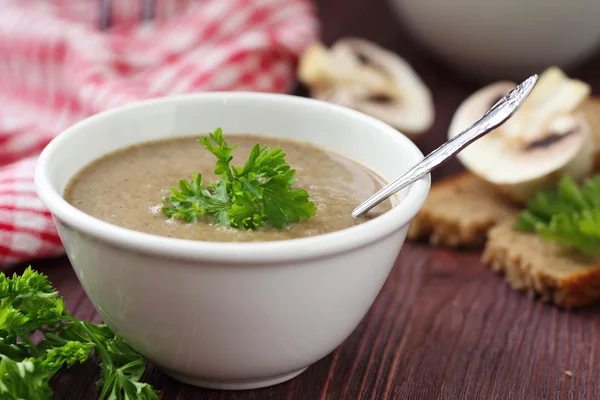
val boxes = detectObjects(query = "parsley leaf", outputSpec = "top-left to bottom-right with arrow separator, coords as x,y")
0,357 -> 52,400
162,128 -> 317,229
515,174 -> 600,256
0,267 -> 159,400
162,174 -> 231,224
198,127 -> 236,180
262,171 -> 316,229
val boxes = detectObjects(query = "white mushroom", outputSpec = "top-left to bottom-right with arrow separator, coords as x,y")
297,38 -> 434,137
448,67 -> 595,203
297,41 -> 392,96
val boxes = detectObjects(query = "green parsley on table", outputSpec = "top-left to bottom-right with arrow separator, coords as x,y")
515,174 -> 600,257
0,267 -> 158,400
161,128 -> 317,229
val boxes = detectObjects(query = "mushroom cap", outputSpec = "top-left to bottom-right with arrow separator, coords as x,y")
298,41 -> 390,92
449,81 -> 592,185
311,37 -> 434,135
297,42 -> 335,88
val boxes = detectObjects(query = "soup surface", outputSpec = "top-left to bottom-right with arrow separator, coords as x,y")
64,135 -> 393,242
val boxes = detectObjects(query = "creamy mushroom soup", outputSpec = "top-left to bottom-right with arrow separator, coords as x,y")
64,135 -> 393,242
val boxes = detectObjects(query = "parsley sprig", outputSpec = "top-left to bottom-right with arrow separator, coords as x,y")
515,174 -> 600,257
161,128 -> 317,229
0,267 -> 158,400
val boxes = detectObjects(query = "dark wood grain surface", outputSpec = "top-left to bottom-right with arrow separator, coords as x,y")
8,0 -> 600,399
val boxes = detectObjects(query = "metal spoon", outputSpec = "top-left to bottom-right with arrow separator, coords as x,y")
352,74 -> 539,219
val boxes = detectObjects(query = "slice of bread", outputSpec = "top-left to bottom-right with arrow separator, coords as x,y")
483,220 -> 600,308
407,172 -> 519,247
407,97 -> 600,308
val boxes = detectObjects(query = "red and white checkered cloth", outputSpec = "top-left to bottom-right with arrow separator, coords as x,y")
0,0 -> 319,266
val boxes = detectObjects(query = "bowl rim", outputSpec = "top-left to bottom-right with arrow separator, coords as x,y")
35,92 -> 431,263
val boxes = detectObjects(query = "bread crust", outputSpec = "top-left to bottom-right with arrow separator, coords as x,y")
483,220 -> 600,309
407,172 -> 518,247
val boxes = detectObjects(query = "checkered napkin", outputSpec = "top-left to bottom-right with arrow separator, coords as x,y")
0,0 -> 319,266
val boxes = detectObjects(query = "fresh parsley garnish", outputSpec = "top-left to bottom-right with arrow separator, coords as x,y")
161,128 -> 317,229
515,174 -> 600,257
0,267 -> 158,400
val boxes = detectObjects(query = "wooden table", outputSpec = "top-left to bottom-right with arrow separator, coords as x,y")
9,0 -> 600,398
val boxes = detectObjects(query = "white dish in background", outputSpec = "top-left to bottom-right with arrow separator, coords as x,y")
34,92 -> 430,390
388,0 -> 600,81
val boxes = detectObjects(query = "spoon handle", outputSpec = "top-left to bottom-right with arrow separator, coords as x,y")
352,74 -> 539,219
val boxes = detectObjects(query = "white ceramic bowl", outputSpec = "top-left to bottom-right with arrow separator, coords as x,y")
34,92 -> 430,390
388,0 -> 600,81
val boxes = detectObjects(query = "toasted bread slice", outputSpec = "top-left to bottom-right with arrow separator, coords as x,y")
407,172 -> 519,247
581,97 -> 600,171
483,220 -> 600,308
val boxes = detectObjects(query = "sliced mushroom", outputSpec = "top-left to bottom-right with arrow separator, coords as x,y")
311,84 -> 370,108
297,42 -> 334,89
501,67 -> 591,146
297,41 -> 393,96
448,68 -> 595,203
297,38 -> 434,137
